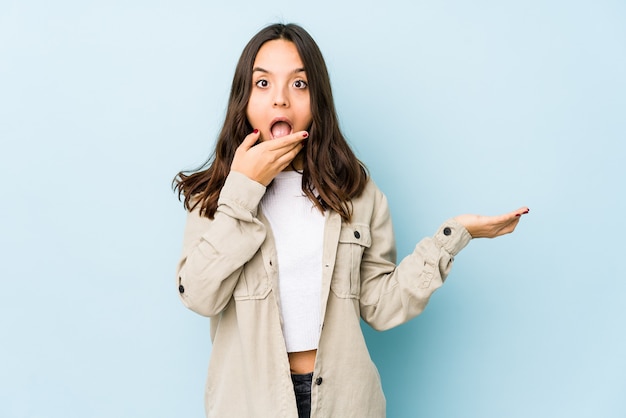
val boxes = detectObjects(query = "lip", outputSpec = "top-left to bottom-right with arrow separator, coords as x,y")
269,116 -> 293,140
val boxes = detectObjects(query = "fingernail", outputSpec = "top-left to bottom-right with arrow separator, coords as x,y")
253,129 -> 259,134
302,132 -> 308,138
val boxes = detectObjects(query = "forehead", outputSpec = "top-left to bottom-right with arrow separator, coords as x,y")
253,39 -> 304,70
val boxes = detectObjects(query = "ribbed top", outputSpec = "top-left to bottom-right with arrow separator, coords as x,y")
260,171 -> 325,353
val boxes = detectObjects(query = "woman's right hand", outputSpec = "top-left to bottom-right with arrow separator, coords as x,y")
230,129 -> 308,186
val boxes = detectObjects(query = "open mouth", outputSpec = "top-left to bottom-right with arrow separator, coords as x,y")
270,119 -> 293,139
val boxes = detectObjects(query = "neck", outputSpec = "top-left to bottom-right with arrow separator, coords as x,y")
284,153 -> 303,171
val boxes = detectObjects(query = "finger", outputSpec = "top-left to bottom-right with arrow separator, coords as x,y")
266,131 -> 308,151
273,142 -> 305,167
238,129 -> 261,151
501,217 -> 521,235
514,207 -> 530,217
486,212 -> 522,237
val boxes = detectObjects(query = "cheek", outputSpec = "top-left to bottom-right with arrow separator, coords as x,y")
245,101 -> 269,139
302,105 -> 313,128
295,97 -> 312,124
246,99 -> 262,123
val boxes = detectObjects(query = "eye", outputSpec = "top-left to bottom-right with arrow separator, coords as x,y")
255,79 -> 269,88
293,79 -> 308,89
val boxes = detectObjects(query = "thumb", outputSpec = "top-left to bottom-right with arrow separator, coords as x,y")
238,129 -> 261,151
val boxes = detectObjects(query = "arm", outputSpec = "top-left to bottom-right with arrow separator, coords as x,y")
359,189 -> 528,331
176,171 -> 267,317
176,129 -> 307,316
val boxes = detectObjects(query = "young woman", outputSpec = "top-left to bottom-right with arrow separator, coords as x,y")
174,23 -> 528,418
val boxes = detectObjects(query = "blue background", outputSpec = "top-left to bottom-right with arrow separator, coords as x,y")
1,1 -> 624,417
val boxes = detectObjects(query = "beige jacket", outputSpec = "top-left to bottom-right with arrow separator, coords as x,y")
176,171 -> 472,418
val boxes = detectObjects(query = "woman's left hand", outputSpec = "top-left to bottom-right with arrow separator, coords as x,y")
454,207 -> 529,239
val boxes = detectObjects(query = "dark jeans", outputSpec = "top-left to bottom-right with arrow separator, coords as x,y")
291,372 -> 313,418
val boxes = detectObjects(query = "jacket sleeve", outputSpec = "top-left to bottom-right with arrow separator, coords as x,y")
176,171 -> 267,317
359,189 -> 472,331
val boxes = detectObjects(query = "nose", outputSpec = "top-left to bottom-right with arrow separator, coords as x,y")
273,86 -> 289,107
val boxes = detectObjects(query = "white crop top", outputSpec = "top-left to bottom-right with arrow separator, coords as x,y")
260,171 -> 325,353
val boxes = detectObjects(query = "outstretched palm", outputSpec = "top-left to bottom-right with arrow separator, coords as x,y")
454,207 -> 529,238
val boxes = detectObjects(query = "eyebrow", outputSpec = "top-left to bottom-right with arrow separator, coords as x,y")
252,67 -> 306,74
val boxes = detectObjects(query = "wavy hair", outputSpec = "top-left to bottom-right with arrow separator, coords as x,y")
173,23 -> 368,221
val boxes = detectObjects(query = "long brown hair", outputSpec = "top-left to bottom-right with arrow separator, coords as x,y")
173,23 -> 368,221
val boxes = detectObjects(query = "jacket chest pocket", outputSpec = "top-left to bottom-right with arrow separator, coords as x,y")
233,252 -> 271,300
330,224 -> 371,299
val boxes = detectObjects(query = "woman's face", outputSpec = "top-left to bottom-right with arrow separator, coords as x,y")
246,39 -> 313,142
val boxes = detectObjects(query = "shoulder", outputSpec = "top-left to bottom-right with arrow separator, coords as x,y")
354,177 -> 386,205
348,178 -> 390,222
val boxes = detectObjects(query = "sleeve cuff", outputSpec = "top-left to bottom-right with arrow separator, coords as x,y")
218,171 -> 267,215
434,218 -> 472,256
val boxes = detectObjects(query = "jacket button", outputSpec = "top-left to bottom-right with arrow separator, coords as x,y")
354,231 -> 360,239
315,377 -> 323,385
178,284 -> 185,294
443,227 -> 451,236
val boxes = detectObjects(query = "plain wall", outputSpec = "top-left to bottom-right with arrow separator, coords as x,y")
1,1 -> 624,417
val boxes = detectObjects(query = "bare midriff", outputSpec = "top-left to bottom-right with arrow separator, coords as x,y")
288,349 -> 317,374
